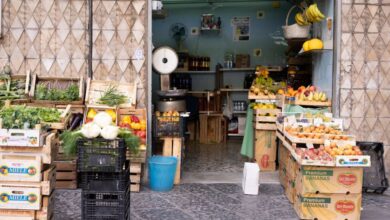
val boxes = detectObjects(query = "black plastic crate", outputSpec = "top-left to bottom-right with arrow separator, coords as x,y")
77,138 -> 126,173
357,142 -> 389,194
79,168 -> 130,191
153,116 -> 185,137
82,189 -> 130,220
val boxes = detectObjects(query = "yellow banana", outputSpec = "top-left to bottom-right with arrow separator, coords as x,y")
312,4 -> 325,20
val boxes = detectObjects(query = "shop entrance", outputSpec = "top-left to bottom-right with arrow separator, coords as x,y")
151,0 -> 335,183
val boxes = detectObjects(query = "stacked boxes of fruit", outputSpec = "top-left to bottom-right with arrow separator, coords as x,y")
252,102 -> 281,172
276,115 -> 370,220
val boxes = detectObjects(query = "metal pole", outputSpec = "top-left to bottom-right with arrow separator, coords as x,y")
88,0 -> 93,79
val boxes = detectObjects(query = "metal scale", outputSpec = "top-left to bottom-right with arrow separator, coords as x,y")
152,46 -> 187,112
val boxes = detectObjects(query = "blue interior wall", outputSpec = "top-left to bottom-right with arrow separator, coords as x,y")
152,2 -> 291,97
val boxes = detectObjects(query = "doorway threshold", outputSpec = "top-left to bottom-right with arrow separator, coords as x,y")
181,171 -> 280,184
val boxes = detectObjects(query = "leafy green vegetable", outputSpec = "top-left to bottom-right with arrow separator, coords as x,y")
0,105 -> 62,129
35,83 -> 79,101
98,85 -> 127,106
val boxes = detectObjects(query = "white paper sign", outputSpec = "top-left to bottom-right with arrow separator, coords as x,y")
286,115 -> 297,125
313,118 -> 323,126
306,143 -> 314,149
134,48 -> 144,60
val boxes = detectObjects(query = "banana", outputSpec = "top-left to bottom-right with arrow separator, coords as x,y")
295,13 -> 309,26
312,4 -> 325,20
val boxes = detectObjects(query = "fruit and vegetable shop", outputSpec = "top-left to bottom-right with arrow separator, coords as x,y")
0,0 -> 389,220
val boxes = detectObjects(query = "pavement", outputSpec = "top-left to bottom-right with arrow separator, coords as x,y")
54,184 -> 390,220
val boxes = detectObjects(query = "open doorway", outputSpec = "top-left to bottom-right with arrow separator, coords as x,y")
151,0 -> 334,183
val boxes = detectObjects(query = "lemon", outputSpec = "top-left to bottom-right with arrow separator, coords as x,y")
303,41 -> 310,52
308,38 -> 323,50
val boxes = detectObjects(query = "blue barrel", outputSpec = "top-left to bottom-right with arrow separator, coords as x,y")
148,156 -> 178,192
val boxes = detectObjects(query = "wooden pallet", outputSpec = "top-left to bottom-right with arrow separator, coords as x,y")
54,160 -> 77,189
130,162 -> 142,192
0,133 -> 57,165
0,194 -> 54,220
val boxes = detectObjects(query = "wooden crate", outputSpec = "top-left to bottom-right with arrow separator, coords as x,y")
127,149 -> 147,163
0,133 -> 58,165
199,114 -> 226,144
83,104 -> 118,124
248,91 -> 277,100
0,154 -> 42,182
130,162 -> 142,192
85,78 -> 136,108
0,194 -> 54,220
0,73 -> 31,104
254,130 -> 277,172
54,160 -> 77,189
253,108 -> 281,122
253,122 -> 277,130
118,108 -> 147,148
162,137 -> 182,185
29,75 -> 84,105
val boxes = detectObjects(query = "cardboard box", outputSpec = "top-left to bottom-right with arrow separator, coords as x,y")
0,129 -> 44,147
278,142 -> 289,165
242,162 -> 260,195
294,193 -> 362,220
0,186 -> 41,210
0,154 -> 42,182
296,166 -> 363,194
278,162 -> 288,189
235,54 -> 250,68
286,153 -> 299,179
255,130 -> 277,162
285,174 -> 296,204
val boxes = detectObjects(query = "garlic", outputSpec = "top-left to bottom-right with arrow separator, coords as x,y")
101,125 -> 119,140
81,123 -> 101,138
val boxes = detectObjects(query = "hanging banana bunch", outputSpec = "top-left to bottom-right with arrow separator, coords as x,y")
295,3 -> 325,26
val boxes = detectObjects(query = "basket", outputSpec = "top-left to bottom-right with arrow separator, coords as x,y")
77,138 -> 126,173
79,168 -> 130,191
153,116 -> 185,138
282,6 -> 311,39
82,189 -> 129,220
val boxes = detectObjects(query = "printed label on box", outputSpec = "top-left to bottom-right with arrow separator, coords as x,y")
0,187 -> 41,210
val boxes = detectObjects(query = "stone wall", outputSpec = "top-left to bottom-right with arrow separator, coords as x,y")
0,0 -> 148,107
340,0 -> 390,175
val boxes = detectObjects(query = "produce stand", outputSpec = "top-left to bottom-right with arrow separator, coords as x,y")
0,73 -> 31,104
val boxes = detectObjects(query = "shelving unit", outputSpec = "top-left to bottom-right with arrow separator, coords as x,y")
297,49 -> 333,57
174,70 -> 215,74
219,88 -> 248,92
152,9 -> 167,19
220,67 -> 255,72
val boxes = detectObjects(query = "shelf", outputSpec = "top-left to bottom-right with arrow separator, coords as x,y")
228,133 -> 244,137
297,49 -> 333,57
220,68 -> 255,72
152,9 -> 167,19
233,111 -> 247,114
219,88 -> 249,92
200,28 -> 221,32
174,70 -> 215,74
286,38 -> 308,55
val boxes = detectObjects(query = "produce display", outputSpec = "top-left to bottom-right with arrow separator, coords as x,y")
295,4 -> 325,26
0,105 -> 62,129
249,66 -> 285,97
285,125 -> 342,135
85,108 -> 116,124
0,66 -> 26,104
325,142 -> 363,156
154,111 -> 182,137
60,111 -> 139,155
155,111 -> 180,122
97,85 -> 127,106
251,103 -> 277,110
35,83 -> 79,101
302,38 -> 324,52
119,114 -> 147,144
295,147 -> 333,162
287,85 -> 328,102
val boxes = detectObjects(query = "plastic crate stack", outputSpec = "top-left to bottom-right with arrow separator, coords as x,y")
77,138 -> 129,220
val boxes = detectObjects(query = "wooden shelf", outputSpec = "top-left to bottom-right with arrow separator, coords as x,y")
200,28 -> 221,32
228,133 -> 244,137
219,88 -> 249,92
233,111 -> 247,114
152,9 -> 167,19
297,49 -> 333,57
220,68 -> 255,72
286,38 -> 308,55
174,70 -> 215,74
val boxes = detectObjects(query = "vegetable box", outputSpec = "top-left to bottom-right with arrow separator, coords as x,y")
0,186 -> 41,210
29,75 -> 84,104
0,128 -> 45,147
83,105 -> 118,125
0,154 -> 42,182
0,73 -> 31,104
85,79 -> 136,108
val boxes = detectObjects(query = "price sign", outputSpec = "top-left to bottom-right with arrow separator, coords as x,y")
313,118 -> 323,126
306,143 -> 314,149
324,112 -> 333,118
333,118 -> 344,130
287,115 -> 296,125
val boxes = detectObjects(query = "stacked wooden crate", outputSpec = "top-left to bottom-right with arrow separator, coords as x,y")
199,113 -> 226,144
253,106 -> 281,171
127,149 -> 146,192
54,159 -> 77,189
0,133 -> 57,220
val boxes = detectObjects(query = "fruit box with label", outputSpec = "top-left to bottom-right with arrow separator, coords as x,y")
294,193 -> 361,220
279,162 -> 288,189
0,154 -> 42,182
335,155 -> 371,167
285,174 -> 297,204
0,129 -> 45,147
296,166 -> 363,194
255,130 -> 277,161
0,186 -> 41,210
